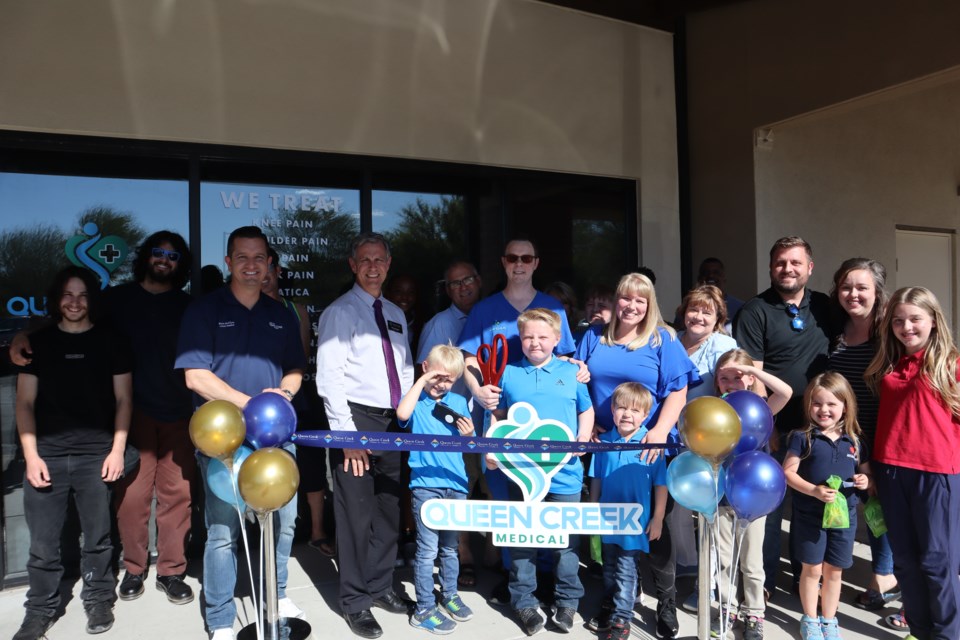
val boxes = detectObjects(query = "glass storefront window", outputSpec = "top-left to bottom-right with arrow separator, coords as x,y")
0,171 -> 188,583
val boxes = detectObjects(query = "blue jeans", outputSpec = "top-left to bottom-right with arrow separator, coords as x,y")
23,454 -> 116,616
602,544 -> 642,623
198,445 -> 298,632
508,490 -> 583,610
866,516 -> 895,576
411,487 -> 465,613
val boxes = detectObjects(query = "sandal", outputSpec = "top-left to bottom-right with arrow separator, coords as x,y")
308,537 -> 336,558
884,608 -> 908,630
458,563 -> 477,589
855,588 -> 901,610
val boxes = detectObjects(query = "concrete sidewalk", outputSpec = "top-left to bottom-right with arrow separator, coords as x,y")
0,524 -> 909,640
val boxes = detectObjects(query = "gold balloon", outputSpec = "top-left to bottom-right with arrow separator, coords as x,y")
189,400 -> 246,460
679,396 -> 742,464
237,447 -> 300,513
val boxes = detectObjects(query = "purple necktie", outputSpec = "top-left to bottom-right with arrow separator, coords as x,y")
373,298 -> 402,409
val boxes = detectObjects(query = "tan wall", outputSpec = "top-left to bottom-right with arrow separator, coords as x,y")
686,0 -> 960,298
755,70 -> 960,322
0,0 -> 682,307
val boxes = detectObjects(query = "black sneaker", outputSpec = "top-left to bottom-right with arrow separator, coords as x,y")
553,607 -> 576,633
742,615 -> 764,640
13,612 -> 54,640
516,607 -> 545,636
601,619 -> 631,640
586,599 -> 614,632
488,577 -> 511,606
655,600 -> 678,639
85,602 -> 115,635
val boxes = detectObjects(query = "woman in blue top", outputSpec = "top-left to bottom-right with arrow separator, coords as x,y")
575,272 -> 699,639
678,285 -> 738,401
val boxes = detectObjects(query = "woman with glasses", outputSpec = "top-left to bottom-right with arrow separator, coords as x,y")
575,272 -> 700,640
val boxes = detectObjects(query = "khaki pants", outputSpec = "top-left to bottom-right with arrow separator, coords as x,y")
715,506 -> 766,618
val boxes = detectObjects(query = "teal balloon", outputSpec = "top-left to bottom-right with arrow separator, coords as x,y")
666,451 -> 725,519
207,445 -> 253,508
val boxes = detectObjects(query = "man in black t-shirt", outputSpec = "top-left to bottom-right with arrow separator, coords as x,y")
734,236 -> 833,598
14,267 -> 133,640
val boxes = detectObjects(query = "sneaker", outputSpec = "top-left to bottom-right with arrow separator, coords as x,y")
742,615 -> 764,640
819,616 -> 842,640
410,607 -> 457,635
710,608 -> 736,638
553,607 -> 576,633
516,607 -> 545,636
655,601 -> 678,639
85,602 -> 114,634
442,594 -> 474,622
634,584 -> 645,605
682,589 -> 698,613
278,597 -> 306,620
601,618 -> 631,640
13,612 -> 54,640
488,578 -> 511,606
210,630 -> 236,640
800,615 -> 824,640
586,599 -> 614,632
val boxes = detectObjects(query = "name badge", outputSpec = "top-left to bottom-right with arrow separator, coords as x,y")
387,320 -> 403,333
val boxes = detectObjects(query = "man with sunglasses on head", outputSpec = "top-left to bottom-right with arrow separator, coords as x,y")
733,235 -> 834,601
9,230 -> 198,608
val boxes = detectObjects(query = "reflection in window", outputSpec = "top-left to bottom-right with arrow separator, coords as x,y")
201,183 -> 361,308
0,173 -> 188,320
373,191 -> 467,316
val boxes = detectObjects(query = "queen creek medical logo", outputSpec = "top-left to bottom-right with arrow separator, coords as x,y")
486,402 -> 574,502
65,223 -> 128,290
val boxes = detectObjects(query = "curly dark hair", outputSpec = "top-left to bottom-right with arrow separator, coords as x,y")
46,266 -> 102,323
132,230 -> 192,289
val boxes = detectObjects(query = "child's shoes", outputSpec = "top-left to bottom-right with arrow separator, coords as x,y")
819,616 -> 842,640
800,614 -> 824,640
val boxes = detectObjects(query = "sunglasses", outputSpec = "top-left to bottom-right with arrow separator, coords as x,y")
151,247 -> 181,262
446,275 -> 478,289
503,254 -> 537,264
786,303 -> 805,331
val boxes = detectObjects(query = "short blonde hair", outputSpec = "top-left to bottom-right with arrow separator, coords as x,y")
517,308 -> 561,336
611,382 -> 653,414
425,343 -> 465,378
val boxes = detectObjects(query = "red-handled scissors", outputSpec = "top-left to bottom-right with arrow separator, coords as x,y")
477,333 -> 508,386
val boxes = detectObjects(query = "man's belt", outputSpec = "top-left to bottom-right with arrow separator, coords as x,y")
348,401 -> 396,419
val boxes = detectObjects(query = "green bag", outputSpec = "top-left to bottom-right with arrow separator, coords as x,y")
864,495 -> 888,537
821,475 -> 850,529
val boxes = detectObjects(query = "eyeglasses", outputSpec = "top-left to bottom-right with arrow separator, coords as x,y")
151,247 -> 180,262
446,275 -> 478,289
786,304 -> 805,331
503,254 -> 537,264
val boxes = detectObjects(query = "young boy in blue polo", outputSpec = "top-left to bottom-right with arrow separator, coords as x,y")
397,343 -> 476,635
588,382 -> 667,640
486,308 -> 594,636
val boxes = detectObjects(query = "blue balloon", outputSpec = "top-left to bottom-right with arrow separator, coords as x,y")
724,391 -> 774,456
666,451 -> 725,519
207,445 -> 253,508
723,451 -> 786,522
243,392 -> 297,449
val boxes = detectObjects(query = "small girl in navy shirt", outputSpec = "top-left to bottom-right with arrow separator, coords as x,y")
783,372 -> 871,640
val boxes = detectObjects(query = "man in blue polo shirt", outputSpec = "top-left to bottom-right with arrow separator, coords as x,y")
175,226 -> 306,640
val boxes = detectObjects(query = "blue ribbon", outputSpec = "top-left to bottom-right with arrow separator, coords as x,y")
292,430 -> 684,454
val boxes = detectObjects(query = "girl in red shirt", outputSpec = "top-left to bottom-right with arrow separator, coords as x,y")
866,287 -> 960,640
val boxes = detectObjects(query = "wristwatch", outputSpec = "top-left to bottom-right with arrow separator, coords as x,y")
280,389 -> 294,401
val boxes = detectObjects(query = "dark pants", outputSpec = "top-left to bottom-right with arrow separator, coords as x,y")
115,410 -> 195,576
331,405 -> 402,614
876,463 -> 960,640
647,493 -> 676,608
24,453 -> 116,617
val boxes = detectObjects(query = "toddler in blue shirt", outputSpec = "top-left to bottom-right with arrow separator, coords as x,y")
397,343 -> 476,635
588,382 -> 667,640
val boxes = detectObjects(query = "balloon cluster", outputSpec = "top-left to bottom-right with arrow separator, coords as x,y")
668,392 -> 785,524
189,393 -> 300,514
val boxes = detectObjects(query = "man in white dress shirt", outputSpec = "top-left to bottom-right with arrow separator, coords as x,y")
315,232 -> 415,639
